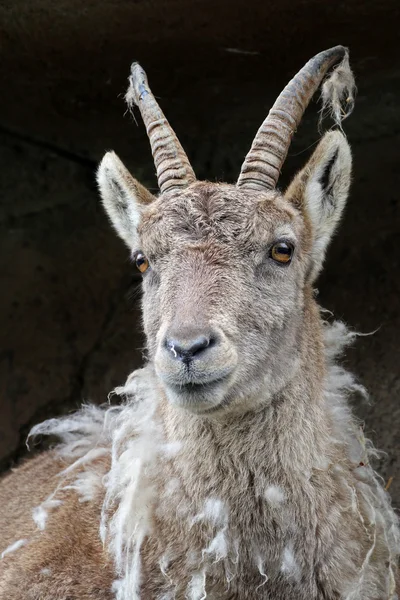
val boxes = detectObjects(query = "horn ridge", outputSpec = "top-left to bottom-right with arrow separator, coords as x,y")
126,62 -> 196,194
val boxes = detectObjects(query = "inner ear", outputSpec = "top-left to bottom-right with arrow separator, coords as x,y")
319,147 -> 339,201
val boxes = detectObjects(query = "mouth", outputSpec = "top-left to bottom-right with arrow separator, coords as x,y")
168,376 -> 228,395
161,371 -> 233,412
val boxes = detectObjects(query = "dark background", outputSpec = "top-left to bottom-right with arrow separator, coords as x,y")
0,1 -> 399,501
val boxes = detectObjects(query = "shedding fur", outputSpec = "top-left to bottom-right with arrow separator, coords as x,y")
187,569 -> 207,600
255,556 -> 269,589
27,404 -> 110,524
192,498 -> 230,572
1,539 -> 28,559
322,321 -> 399,598
280,543 -> 301,582
264,485 -> 285,507
191,498 -> 228,528
320,51 -> 356,128
100,371 -> 167,600
202,529 -> 228,563
32,497 -> 63,530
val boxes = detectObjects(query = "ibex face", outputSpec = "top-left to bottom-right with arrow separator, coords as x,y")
133,181 -> 305,414
98,48 -> 355,414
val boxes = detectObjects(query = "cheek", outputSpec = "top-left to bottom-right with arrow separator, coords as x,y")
231,271 -> 305,385
141,270 -> 179,348
238,268 -> 305,333
141,276 -> 163,349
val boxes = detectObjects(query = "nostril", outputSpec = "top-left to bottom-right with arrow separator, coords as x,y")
190,335 -> 211,357
165,334 -> 216,362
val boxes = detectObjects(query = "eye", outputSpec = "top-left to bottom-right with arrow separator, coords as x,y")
270,241 -> 294,265
135,252 -> 150,273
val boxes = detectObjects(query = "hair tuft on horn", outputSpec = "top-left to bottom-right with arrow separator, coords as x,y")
319,52 -> 356,129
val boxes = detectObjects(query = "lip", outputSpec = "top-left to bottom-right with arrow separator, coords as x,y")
168,376 -> 228,395
163,374 -> 232,414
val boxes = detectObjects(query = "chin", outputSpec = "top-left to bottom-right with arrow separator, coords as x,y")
163,381 -> 230,414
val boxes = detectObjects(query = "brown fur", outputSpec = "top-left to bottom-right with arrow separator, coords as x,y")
0,454 -> 114,599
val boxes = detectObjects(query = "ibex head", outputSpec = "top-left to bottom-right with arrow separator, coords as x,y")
98,47 -> 355,414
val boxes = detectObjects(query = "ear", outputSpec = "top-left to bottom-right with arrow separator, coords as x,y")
285,131 -> 352,281
97,151 -> 155,248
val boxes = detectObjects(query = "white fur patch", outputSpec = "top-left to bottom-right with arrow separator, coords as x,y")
188,568 -> 207,600
281,543 -> 301,582
160,441 -> 183,458
264,485 -> 285,506
63,468 -> 104,502
202,529 -> 228,563
163,477 -> 180,497
191,497 -> 228,527
193,498 -> 230,567
1,538 -> 28,559
32,498 -> 63,531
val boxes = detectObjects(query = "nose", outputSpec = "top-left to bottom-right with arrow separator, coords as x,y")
165,331 -> 216,362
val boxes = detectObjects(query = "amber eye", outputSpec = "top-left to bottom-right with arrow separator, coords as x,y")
135,252 -> 149,273
270,241 -> 294,264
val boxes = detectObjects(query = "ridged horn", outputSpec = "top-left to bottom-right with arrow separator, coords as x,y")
125,63 -> 196,194
237,46 -> 355,191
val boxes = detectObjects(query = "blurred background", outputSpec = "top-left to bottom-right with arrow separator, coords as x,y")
0,0 -> 399,501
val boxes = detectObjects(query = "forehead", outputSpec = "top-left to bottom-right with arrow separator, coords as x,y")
139,182 -> 302,254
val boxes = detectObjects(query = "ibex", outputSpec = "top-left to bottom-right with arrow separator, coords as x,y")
0,46 -> 398,600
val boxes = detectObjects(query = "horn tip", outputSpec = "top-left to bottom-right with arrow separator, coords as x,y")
331,44 -> 349,55
126,62 -> 150,107
129,61 -> 145,78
